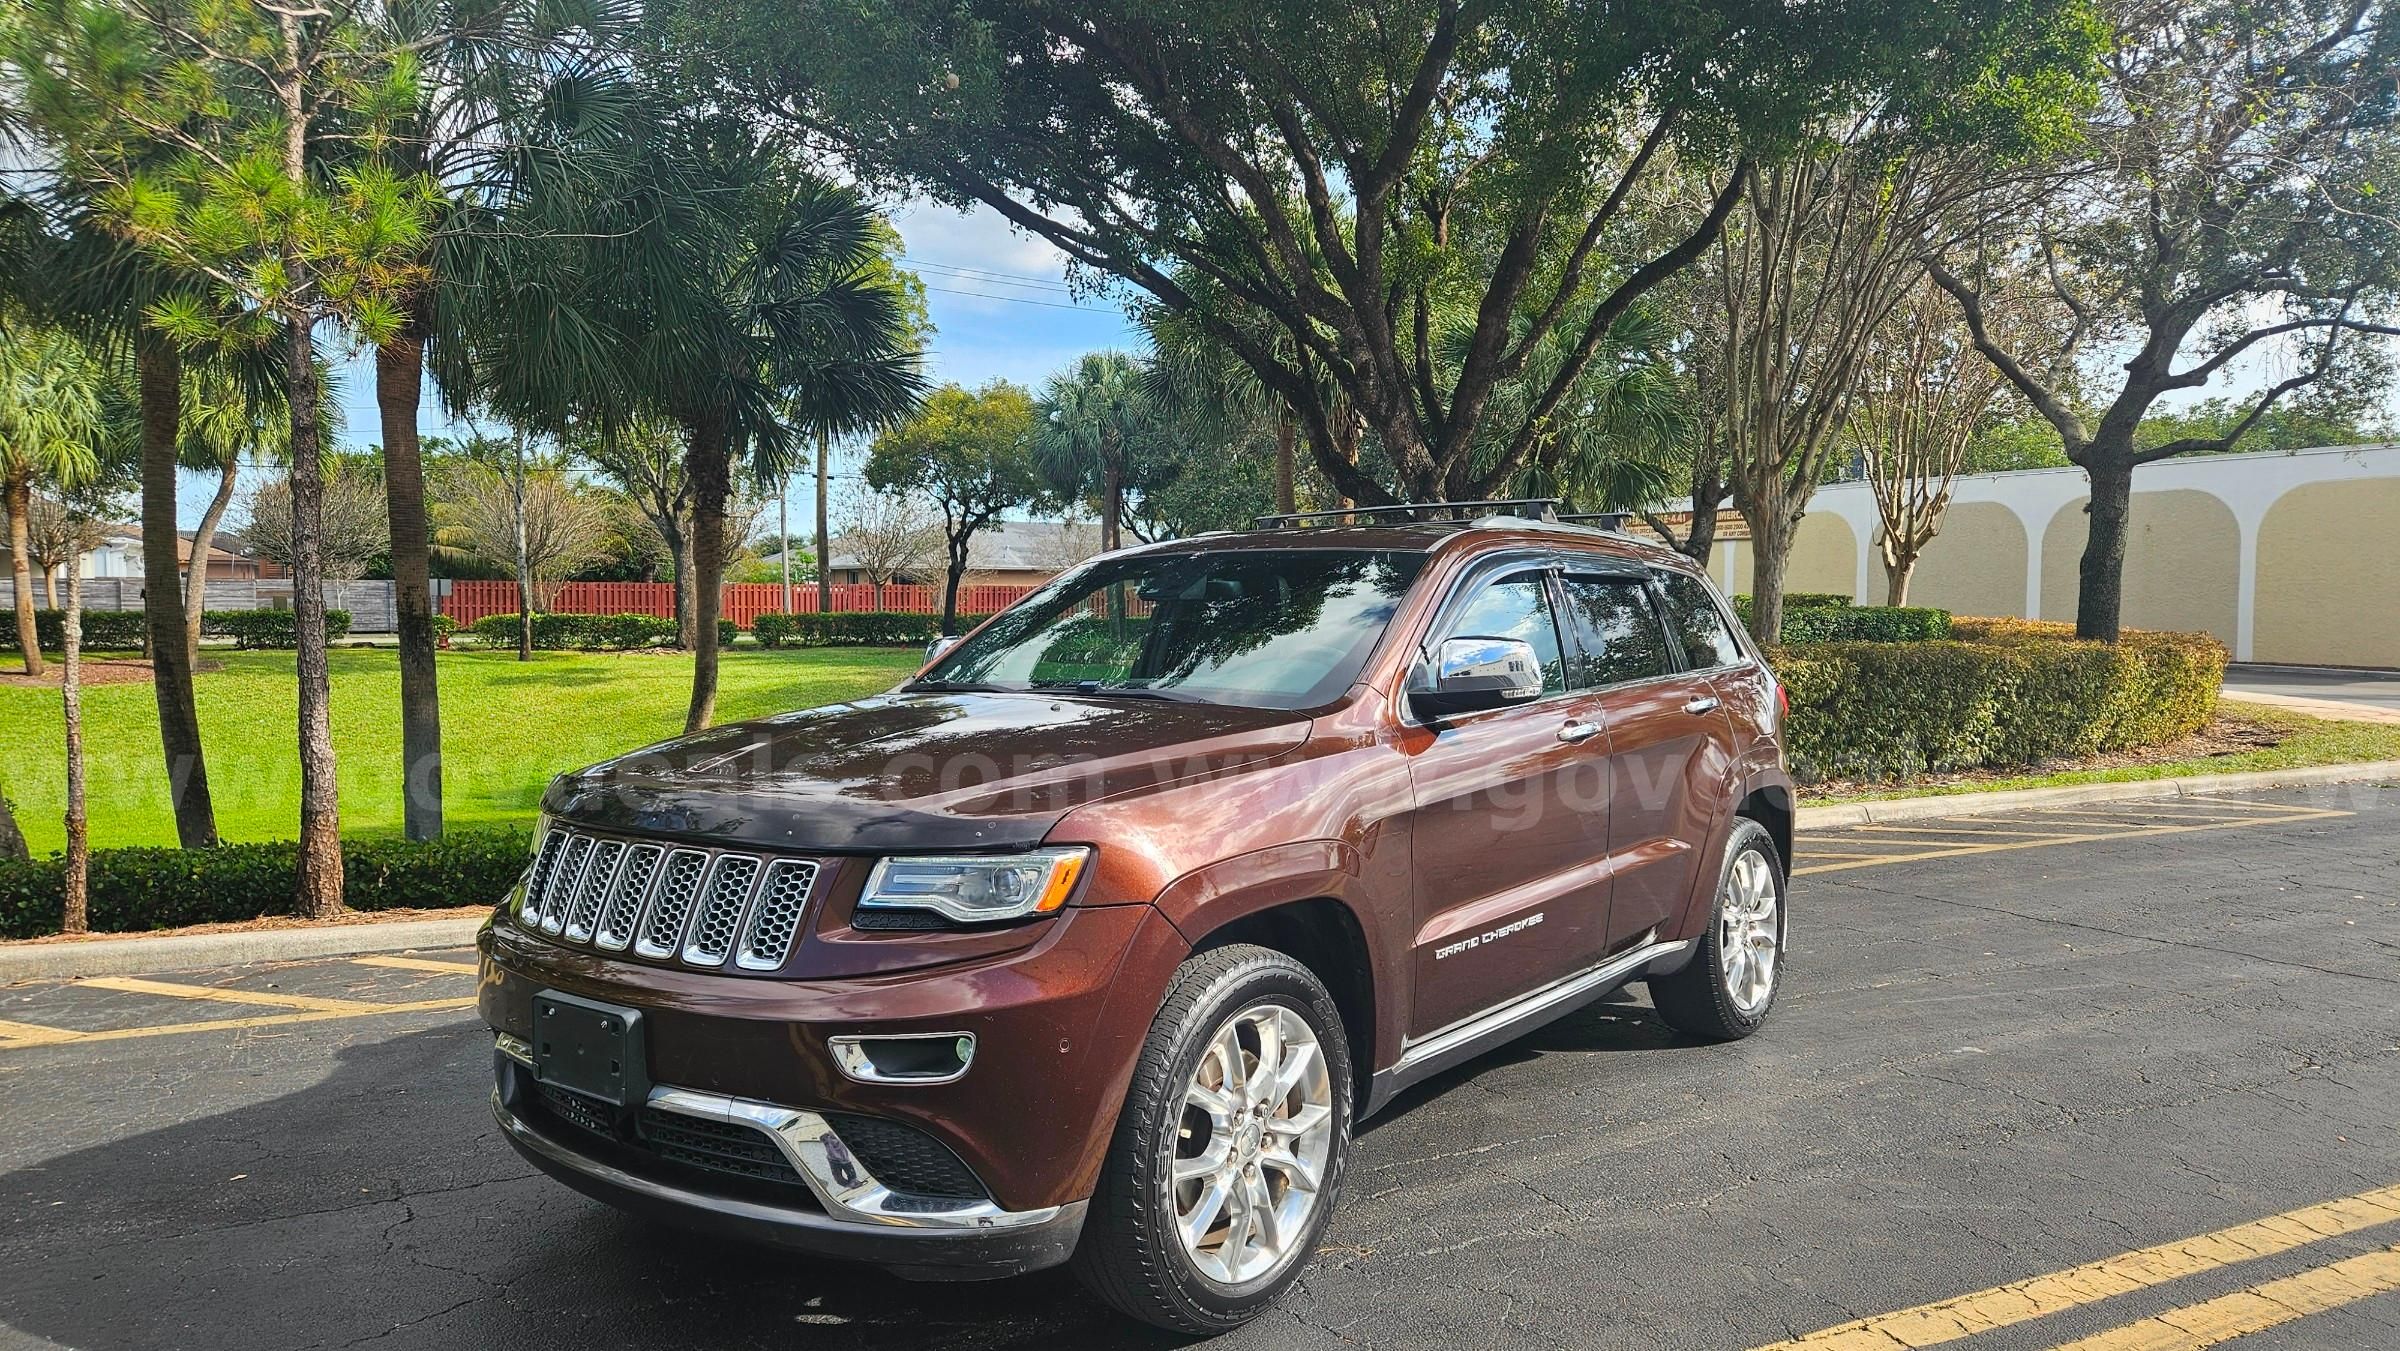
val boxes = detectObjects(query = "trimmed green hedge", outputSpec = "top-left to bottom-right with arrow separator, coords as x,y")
467,611 -> 677,650
751,611 -> 998,648
1774,622 -> 2229,782
0,829 -> 530,939
0,609 -> 150,651
202,609 -> 353,649
1731,594 -> 1949,643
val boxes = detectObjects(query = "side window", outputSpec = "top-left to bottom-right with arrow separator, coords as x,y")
1560,576 -> 1676,688
1447,571 -> 1566,695
1654,571 -> 1746,670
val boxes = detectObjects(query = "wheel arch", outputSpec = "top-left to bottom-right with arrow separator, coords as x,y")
1736,779 -> 1794,877
1184,897 -> 1380,1115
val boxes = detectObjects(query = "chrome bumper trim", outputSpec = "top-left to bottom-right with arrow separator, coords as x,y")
496,1041 -> 1054,1232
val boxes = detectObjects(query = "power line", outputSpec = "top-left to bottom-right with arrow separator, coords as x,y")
920,282 -> 1123,314
898,252 -> 1080,290
904,258 -> 1079,294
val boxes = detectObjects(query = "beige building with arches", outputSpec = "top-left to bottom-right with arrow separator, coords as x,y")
1687,444 -> 2400,669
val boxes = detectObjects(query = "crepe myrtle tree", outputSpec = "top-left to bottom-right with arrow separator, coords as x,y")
685,0 -> 2104,507
1930,0 -> 2400,640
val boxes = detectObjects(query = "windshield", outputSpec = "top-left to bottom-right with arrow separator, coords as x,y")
914,549 -> 1428,710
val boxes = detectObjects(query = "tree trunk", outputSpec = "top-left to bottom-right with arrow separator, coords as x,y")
779,471 -> 792,614
666,523 -> 694,648
509,439 -> 533,661
183,456 -> 240,666
1274,412 -> 1297,514
815,431 -> 831,612
2074,453 -> 2133,641
41,569 -> 58,610
7,473 -> 42,677
137,336 -> 218,848
61,546 -> 88,934
1738,479 -> 1800,646
284,314 -> 344,919
941,540 -> 968,636
1100,438 -> 1123,552
0,778 -> 25,861
376,315 -> 443,840
682,417 -> 731,734
1883,554 -> 1915,607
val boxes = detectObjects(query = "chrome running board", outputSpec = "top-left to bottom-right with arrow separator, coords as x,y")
1370,936 -> 1692,1112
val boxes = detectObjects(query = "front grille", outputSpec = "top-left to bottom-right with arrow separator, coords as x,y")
516,828 -> 824,973
824,1113 -> 988,1200
538,1082 -> 617,1137
635,1107 -> 814,1192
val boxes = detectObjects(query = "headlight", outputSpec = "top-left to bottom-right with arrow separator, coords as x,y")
858,847 -> 1091,925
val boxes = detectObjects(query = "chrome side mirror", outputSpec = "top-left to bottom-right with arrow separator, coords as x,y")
1410,636 -> 1544,720
923,634 -> 962,667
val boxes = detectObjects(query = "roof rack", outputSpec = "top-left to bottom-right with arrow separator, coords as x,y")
1252,498 -> 1565,530
1557,511 -> 1631,532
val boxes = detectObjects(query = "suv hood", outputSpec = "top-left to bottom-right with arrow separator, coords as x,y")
545,690 -> 1313,853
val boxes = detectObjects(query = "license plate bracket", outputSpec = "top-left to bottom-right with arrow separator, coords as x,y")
532,991 -> 648,1107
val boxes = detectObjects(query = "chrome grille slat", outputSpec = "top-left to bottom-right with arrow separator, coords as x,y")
542,835 -> 598,935
562,839 -> 626,942
522,828 -> 570,928
636,849 -> 712,959
735,860 -> 820,971
595,844 -> 666,952
683,855 -> 764,967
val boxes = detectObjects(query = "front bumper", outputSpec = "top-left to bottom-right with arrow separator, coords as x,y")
493,1050 -> 1087,1279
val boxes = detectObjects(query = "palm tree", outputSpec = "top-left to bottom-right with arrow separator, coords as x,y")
175,349 -> 297,663
363,0 -> 633,840
473,113 -> 923,732
0,322 -> 106,676
1035,352 -> 1149,552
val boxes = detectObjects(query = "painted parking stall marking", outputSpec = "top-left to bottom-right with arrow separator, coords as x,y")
1794,797 -> 2350,877
0,952 -> 480,1049
1753,1183 -> 2400,1350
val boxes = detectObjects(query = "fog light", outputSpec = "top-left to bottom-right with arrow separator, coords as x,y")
829,1032 -> 976,1084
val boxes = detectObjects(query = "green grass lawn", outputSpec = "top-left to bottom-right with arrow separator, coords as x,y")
1804,701 -> 2400,804
0,646 -> 921,854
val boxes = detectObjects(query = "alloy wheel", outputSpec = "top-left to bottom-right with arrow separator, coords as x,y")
1718,848 -> 1780,1013
1170,1003 -> 1335,1286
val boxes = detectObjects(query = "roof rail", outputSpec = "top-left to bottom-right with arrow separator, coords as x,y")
1252,498 -> 1564,530
1557,511 -> 1631,532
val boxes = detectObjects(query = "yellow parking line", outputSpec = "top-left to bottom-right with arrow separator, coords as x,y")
1799,850 -> 1937,862
2047,1244 -> 2400,1351
0,1018 -> 83,1047
1795,809 -> 2351,877
352,955 -> 479,975
75,975 -> 379,1013
1751,1183 -> 2400,1349
0,998 -> 477,1050
1848,823 -> 2124,839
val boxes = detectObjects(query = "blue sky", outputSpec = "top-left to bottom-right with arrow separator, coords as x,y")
188,200 -> 1143,530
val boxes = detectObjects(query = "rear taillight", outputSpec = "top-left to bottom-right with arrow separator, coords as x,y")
1775,681 -> 1790,723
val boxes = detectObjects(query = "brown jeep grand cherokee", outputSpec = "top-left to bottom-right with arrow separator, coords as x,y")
479,503 -> 1793,1334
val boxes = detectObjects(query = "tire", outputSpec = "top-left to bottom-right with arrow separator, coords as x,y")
1649,817 -> 1785,1041
1072,944 -> 1352,1335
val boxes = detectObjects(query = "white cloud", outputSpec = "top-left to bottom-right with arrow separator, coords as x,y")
889,199 -> 1070,278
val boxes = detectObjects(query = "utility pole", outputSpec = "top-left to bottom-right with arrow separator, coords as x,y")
814,430 -> 832,613
779,470 -> 793,615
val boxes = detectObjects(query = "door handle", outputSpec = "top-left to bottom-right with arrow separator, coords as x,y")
1558,720 -> 1602,744
1683,695 -> 1721,716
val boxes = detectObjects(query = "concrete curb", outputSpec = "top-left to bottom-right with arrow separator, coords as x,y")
0,917 -> 485,983
1796,759 -> 2400,829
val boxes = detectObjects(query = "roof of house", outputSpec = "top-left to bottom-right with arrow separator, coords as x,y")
827,518 -> 1103,574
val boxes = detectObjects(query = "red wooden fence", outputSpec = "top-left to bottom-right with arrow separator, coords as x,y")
441,579 -> 1039,627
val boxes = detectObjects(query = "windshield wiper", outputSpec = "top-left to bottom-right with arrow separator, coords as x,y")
902,678 -> 1005,693
1027,680 -> 1203,703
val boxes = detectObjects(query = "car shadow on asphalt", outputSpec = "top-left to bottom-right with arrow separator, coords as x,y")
1362,990 -> 1692,1134
0,1025 -> 1184,1351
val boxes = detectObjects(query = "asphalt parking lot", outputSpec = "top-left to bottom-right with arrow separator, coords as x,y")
2,783 -> 2396,1351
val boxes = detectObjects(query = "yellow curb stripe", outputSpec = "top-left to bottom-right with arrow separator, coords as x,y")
1848,823 -> 2127,840
2046,1244 -> 2400,1351
351,955 -> 479,975
0,998 -> 477,1049
1751,1184 -> 2400,1349
75,975 -> 380,1013
1794,810 -> 2352,877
